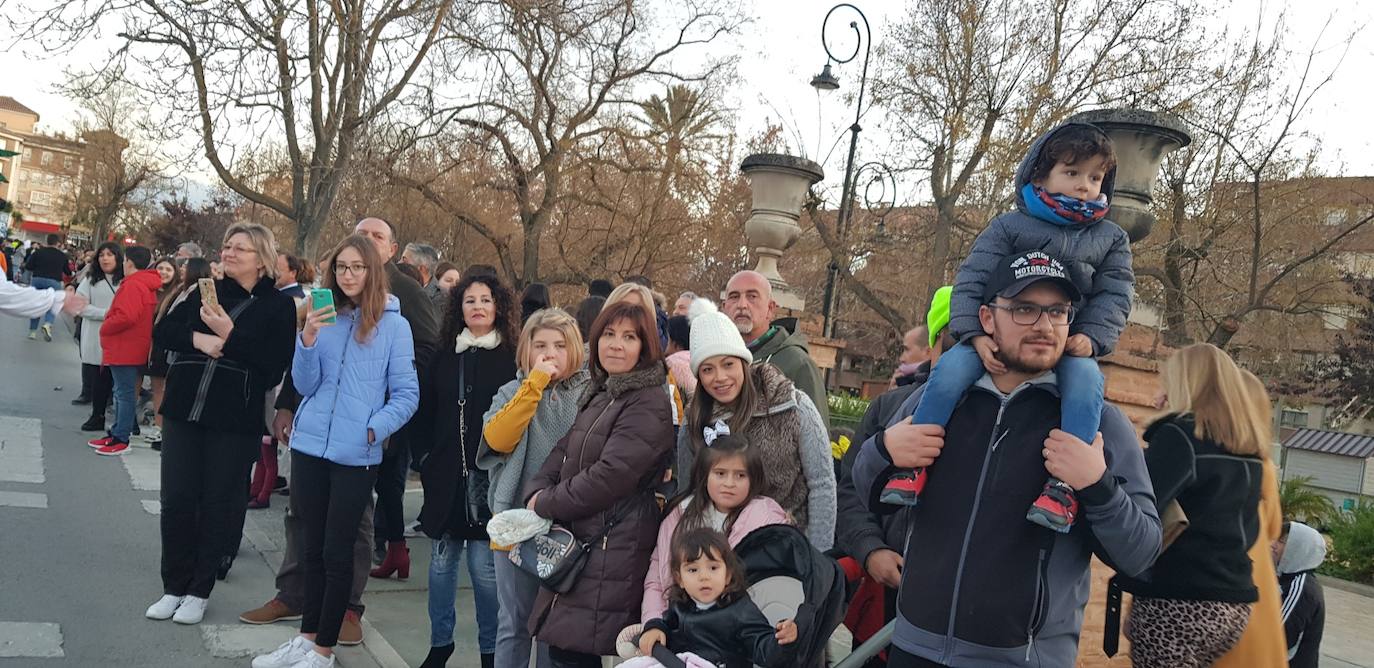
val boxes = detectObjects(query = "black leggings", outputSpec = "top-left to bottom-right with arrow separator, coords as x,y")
85,364 -> 112,419
292,450 -> 377,648
373,443 -> 409,544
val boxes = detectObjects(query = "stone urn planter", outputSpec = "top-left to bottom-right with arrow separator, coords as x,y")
740,153 -> 825,311
1068,109 -> 1191,242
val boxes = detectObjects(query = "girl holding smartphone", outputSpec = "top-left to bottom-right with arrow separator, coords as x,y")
252,234 -> 419,668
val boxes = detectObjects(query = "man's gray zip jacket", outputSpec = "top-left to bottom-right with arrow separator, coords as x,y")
851,374 -> 1161,667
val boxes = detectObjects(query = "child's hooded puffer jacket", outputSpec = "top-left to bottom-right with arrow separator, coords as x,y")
948,121 -> 1135,356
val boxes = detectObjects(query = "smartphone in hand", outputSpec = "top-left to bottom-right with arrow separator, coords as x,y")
197,278 -> 219,309
310,288 -> 337,324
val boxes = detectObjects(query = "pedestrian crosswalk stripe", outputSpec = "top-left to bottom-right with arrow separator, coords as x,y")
0,490 -> 47,508
0,622 -> 64,658
120,446 -> 161,491
200,624 -> 296,659
0,416 -> 44,484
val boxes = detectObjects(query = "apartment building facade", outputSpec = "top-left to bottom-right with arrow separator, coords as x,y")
0,97 -> 97,245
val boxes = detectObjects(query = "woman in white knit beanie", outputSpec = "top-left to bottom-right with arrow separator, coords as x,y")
674,298 -> 836,550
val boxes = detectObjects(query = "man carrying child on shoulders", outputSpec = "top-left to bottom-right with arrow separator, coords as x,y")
852,248 -> 1160,667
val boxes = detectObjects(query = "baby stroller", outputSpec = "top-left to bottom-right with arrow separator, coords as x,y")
652,523 -> 847,668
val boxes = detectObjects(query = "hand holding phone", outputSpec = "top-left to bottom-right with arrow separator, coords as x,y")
310,288 -> 337,324
197,278 -> 219,309
302,288 -> 337,348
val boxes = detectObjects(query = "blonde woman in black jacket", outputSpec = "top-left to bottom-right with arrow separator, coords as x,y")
146,224 -> 297,626
1119,343 -> 1268,667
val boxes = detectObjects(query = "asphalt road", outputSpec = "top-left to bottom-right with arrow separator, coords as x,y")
0,313 -> 451,667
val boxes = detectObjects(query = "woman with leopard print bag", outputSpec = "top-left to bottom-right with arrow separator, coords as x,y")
1115,344 -> 1269,668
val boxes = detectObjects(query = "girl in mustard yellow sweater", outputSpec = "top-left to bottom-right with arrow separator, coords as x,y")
476,308 -> 590,668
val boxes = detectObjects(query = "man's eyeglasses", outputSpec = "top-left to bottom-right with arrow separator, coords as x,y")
335,264 -> 368,276
987,302 -> 1075,326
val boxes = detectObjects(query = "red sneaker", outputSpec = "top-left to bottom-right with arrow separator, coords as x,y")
95,442 -> 131,456
1026,480 -> 1079,533
88,435 -> 116,449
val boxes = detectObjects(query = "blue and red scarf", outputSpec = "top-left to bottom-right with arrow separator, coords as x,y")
1021,183 -> 1110,227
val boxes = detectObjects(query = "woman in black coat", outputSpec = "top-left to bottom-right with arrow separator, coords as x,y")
1119,343 -> 1269,668
416,274 -> 519,668
143,223 -> 297,625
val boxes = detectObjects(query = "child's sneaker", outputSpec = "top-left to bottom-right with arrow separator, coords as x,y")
1026,479 -> 1079,533
880,468 -> 927,506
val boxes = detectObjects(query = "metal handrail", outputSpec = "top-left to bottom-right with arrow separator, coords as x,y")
832,620 -> 894,668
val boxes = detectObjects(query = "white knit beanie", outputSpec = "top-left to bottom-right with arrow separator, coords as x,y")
688,298 -> 753,375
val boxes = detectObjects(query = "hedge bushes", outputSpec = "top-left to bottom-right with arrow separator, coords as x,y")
1319,501 -> 1374,585
828,394 -> 870,432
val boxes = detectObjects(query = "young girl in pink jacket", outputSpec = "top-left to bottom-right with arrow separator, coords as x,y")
642,433 -> 790,623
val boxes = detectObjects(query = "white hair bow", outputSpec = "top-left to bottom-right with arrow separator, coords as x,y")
703,419 -> 730,446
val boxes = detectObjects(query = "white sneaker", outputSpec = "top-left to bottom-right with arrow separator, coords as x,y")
138,426 -> 162,444
252,636 -> 313,668
171,595 -> 208,624
145,594 -> 185,620
287,649 -> 334,668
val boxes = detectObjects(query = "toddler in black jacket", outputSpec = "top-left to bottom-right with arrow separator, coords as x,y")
636,528 -> 797,668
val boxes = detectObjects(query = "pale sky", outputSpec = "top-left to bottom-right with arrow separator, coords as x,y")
2,0 -> 1371,208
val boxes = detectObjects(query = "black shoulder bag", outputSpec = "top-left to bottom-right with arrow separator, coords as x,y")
459,353 -> 493,527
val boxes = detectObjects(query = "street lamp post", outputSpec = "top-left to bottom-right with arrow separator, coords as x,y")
813,3 -> 873,340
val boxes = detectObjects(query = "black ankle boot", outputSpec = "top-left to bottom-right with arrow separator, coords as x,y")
418,643 -> 454,668
480,652 -> 493,668
80,416 -> 105,432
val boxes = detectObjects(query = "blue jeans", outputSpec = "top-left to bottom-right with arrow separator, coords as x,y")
494,549 -> 551,668
913,341 -> 1104,443
110,365 -> 140,443
28,277 -> 61,329
428,535 -> 499,653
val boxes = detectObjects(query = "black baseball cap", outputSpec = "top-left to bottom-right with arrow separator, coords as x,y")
983,250 -> 1082,303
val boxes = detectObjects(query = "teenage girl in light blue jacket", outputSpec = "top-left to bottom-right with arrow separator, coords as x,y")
253,234 -> 418,668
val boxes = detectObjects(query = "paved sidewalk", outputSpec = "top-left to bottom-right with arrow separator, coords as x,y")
1320,577 -> 1374,668
242,476 -> 483,667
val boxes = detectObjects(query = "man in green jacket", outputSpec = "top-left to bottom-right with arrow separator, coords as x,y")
723,270 -> 829,426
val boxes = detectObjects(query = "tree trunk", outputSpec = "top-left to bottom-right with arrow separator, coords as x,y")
297,211 -> 321,260
1206,315 -> 1242,348
927,199 -> 957,302
1160,180 -> 1191,347
1161,252 -> 1190,347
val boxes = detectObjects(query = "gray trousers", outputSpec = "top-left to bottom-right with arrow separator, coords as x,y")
276,479 -> 374,615
494,551 -> 551,668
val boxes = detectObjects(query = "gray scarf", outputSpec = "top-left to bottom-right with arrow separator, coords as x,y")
477,367 -> 592,513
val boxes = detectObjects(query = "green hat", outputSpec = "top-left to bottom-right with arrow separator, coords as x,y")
927,286 -> 953,348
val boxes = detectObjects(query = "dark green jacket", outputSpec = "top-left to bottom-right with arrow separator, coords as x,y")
749,319 -> 829,426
